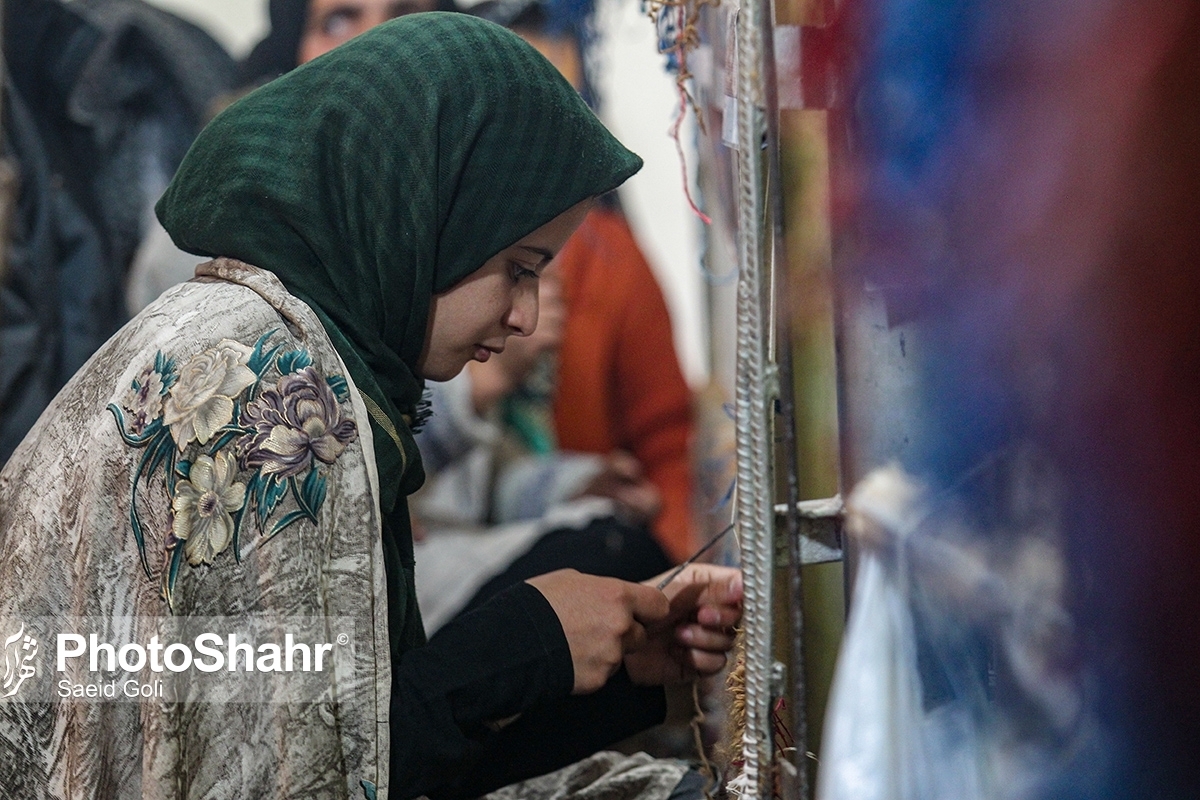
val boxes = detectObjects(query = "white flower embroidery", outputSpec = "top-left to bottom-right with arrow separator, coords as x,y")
172,451 -> 247,566
163,340 -> 256,450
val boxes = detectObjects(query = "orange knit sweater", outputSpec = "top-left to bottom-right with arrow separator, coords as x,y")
552,208 -> 696,562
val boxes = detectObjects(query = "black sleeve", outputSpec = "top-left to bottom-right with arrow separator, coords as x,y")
388,582 -> 668,800
427,665 -> 668,800
389,581 -> 573,798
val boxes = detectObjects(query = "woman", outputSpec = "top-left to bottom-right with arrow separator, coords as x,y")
409,3 -> 698,636
0,15 -> 740,800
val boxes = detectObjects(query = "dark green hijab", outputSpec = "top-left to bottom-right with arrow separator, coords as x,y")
156,13 -> 642,516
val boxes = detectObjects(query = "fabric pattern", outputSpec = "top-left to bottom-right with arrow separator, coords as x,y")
480,751 -> 688,800
0,261 -> 391,798
108,327 -> 358,605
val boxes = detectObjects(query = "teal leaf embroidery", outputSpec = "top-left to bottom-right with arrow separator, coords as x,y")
246,330 -> 283,377
111,335 -> 356,611
300,467 -> 328,517
326,374 -> 350,403
253,472 -> 290,532
277,348 -> 313,374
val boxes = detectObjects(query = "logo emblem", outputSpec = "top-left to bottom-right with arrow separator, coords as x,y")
2,624 -> 39,698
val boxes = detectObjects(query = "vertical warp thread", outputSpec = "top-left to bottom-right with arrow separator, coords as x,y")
733,0 -> 773,795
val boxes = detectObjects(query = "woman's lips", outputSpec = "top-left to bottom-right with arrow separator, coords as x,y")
474,346 -> 491,362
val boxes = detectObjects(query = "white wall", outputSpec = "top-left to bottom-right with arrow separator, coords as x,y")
143,0 -> 708,385
592,0 -> 708,387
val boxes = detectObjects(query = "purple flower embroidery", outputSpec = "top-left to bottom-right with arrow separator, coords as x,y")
121,364 -> 165,435
238,367 -> 357,478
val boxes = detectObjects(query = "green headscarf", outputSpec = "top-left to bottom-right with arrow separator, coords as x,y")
156,13 -> 642,516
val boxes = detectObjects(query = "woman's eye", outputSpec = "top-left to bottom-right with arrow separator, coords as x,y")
510,264 -> 538,282
320,9 -> 360,38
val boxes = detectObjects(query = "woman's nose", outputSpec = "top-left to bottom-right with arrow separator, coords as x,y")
507,284 -> 539,336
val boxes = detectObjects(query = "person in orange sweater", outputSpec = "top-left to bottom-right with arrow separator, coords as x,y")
553,205 -> 696,563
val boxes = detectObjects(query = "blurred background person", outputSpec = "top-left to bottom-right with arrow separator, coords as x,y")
240,0 -> 452,88
124,0 -> 449,313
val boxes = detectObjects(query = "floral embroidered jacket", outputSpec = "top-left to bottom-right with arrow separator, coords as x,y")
0,260 -> 390,798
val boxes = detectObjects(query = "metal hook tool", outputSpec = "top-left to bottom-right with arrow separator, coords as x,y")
656,522 -> 736,590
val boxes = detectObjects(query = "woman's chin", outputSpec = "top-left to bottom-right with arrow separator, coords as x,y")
417,359 -> 468,383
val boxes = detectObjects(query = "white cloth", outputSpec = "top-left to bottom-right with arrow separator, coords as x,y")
414,372 -> 613,634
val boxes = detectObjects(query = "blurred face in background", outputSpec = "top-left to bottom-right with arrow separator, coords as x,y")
298,0 -> 437,64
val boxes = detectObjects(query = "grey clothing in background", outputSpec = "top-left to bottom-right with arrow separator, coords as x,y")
1,0 -> 237,462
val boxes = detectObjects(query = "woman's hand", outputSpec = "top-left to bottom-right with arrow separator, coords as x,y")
527,564 -> 743,694
526,569 -> 670,694
624,564 -> 743,686
576,450 -> 662,523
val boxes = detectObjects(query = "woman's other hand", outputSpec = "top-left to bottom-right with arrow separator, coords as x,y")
624,564 -> 743,686
526,569 -> 670,694
577,450 -> 663,523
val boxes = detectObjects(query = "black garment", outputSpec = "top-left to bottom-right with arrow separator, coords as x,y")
461,517 -> 674,617
393,581 -> 666,799
388,517 -> 672,798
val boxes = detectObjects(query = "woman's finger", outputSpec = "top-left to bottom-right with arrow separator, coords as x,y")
675,623 -> 735,653
685,649 -> 728,677
696,603 -> 742,629
621,620 -> 649,653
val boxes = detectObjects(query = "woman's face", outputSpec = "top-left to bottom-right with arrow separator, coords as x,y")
298,0 -> 436,65
416,199 -> 593,381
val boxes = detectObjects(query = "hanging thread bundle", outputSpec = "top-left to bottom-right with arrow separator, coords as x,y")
642,0 -> 718,223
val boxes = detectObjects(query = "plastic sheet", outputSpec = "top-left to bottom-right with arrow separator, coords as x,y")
818,546 -> 986,800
